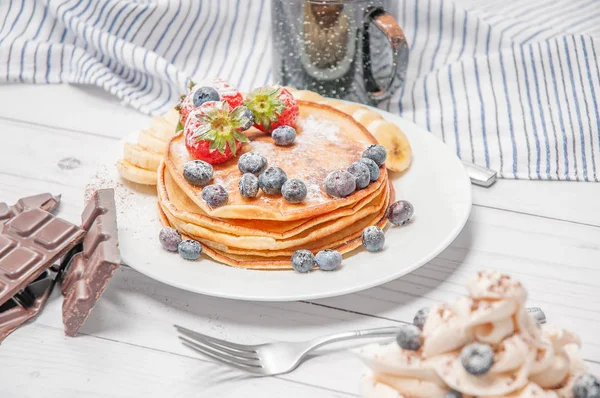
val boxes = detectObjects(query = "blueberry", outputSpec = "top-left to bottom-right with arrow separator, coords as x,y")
159,227 -> 182,252
236,106 -> 254,131
413,307 -> 429,330
396,325 -> 422,351
183,160 -> 213,187
315,249 -> 342,271
272,125 -> 296,146
347,161 -> 370,190
238,152 -> 267,175
324,170 -> 356,198
178,239 -> 202,261
239,173 -> 259,198
362,226 -> 385,252
201,184 -> 228,207
193,86 -> 220,107
573,374 -> 600,398
388,200 -> 414,226
357,157 -> 380,182
291,250 -> 316,273
362,144 -> 387,167
444,390 -> 463,398
281,179 -> 307,203
258,166 -> 288,195
460,343 -> 494,376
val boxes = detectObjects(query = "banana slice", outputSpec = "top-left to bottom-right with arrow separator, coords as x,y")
292,90 -> 325,102
116,159 -> 158,185
123,142 -> 162,171
138,129 -> 168,154
352,108 -> 382,127
367,119 -> 412,172
149,116 -> 177,142
320,99 -> 344,107
335,103 -> 367,115
117,109 -> 178,185
163,108 -> 180,126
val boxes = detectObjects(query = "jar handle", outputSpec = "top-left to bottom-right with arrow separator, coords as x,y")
362,7 -> 409,101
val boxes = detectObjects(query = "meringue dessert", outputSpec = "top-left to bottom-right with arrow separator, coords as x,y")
356,271 -> 599,398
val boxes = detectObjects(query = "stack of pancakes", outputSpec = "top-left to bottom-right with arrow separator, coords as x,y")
157,101 -> 394,269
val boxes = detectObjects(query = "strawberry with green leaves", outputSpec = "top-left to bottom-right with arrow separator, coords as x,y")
176,78 -> 244,130
244,86 -> 299,133
184,101 -> 251,165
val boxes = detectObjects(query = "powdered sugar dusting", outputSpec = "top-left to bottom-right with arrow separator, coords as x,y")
306,182 -> 323,201
213,172 -> 237,188
86,164 -> 159,242
297,115 -> 344,145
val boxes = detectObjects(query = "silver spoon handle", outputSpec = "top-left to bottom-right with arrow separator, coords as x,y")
463,161 -> 498,187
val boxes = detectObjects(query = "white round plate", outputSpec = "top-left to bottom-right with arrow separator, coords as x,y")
100,107 -> 471,301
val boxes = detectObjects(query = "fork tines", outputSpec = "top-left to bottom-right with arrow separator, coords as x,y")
175,325 -> 265,374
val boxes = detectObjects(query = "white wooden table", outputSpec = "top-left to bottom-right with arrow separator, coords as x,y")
1,84 -> 599,397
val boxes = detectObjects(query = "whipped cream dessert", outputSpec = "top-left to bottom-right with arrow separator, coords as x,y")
357,271 -> 599,398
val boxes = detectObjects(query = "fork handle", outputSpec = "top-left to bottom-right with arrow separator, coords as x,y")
305,307 -> 546,352
306,326 -> 401,351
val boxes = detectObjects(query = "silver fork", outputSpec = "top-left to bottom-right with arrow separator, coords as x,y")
175,307 -> 546,376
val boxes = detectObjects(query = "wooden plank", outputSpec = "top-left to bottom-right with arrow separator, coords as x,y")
0,85 -> 151,139
0,118 -> 115,223
1,324 -> 357,398
472,179 -> 600,227
22,268 -> 390,396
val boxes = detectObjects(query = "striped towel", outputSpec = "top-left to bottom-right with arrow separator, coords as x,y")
1,0 -> 599,180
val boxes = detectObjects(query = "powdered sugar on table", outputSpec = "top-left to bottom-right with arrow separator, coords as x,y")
86,164 -> 159,243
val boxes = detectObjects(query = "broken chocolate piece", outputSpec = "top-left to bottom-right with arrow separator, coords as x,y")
0,269 -> 58,342
61,189 -> 120,337
0,193 -> 61,228
0,197 -> 83,342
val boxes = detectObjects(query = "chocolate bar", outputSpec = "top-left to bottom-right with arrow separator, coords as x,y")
0,194 -> 84,342
0,207 -> 85,307
62,189 -> 120,337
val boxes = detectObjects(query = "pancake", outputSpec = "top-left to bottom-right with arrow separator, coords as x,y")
164,101 -> 384,221
158,160 -> 388,239
160,181 -> 389,251
179,188 -> 391,258
157,182 -> 394,269
161,181 -> 391,256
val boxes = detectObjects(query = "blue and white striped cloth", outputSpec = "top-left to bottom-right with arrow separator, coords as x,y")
1,0 -> 599,180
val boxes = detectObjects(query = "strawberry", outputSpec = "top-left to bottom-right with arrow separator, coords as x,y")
220,88 -> 244,109
243,86 -> 299,133
176,78 -> 244,130
184,101 -> 251,165
186,139 -> 242,165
